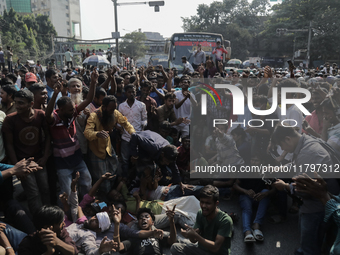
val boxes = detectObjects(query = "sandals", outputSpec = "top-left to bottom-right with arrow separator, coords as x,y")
252,229 -> 264,242
244,234 -> 256,243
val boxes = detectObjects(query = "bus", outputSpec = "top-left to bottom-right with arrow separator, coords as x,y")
165,32 -> 231,73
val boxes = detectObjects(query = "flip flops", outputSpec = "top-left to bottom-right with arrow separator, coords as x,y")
244,234 -> 256,243
252,229 -> 264,242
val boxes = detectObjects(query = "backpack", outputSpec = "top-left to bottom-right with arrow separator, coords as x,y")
311,135 -> 340,166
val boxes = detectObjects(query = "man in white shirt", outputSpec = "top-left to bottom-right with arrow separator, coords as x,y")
65,49 -> 73,68
173,76 -> 197,137
181,56 -> 194,74
118,84 -> 147,176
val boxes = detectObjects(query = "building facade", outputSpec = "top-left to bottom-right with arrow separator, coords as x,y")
0,0 -> 7,16
31,0 -> 81,39
2,0 -> 81,39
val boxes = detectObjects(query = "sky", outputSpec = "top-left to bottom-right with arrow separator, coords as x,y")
80,0 -> 218,40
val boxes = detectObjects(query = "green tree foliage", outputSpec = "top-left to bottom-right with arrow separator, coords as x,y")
182,0 -> 340,63
182,0 -> 270,60
0,8 -> 57,62
261,0 -> 340,62
119,32 -> 148,60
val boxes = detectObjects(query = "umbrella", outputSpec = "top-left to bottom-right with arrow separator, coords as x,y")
243,60 -> 250,66
83,55 -> 110,66
227,59 -> 242,65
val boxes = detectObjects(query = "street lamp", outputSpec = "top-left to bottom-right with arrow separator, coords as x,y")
111,0 -> 165,64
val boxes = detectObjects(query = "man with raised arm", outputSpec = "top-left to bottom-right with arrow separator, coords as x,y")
44,69 -> 97,197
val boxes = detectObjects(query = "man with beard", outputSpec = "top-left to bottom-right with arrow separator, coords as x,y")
84,95 -> 135,193
45,70 -> 96,197
118,207 -> 177,255
171,185 -> 233,255
67,78 -> 93,156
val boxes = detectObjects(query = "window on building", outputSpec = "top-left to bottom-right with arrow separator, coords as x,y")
72,22 -> 81,37
6,0 -> 32,13
67,29 -> 71,35
66,5 -> 68,9
67,21 -> 70,25
66,13 -> 69,17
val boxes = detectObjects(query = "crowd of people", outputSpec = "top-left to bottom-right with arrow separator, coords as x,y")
0,43 -> 340,255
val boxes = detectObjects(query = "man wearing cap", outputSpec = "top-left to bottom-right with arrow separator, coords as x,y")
181,56 -> 194,75
24,72 -> 38,89
212,41 -> 228,68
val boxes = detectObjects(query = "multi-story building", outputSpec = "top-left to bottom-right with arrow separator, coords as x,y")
0,0 -> 7,16
1,0 -> 81,39
31,0 -> 81,39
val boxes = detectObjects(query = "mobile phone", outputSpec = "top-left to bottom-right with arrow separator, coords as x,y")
91,202 -> 108,212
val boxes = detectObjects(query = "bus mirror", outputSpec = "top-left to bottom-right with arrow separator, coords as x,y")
226,47 -> 231,59
224,40 -> 230,47
173,47 -> 176,60
164,41 -> 170,54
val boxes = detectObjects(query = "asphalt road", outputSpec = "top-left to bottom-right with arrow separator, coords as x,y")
161,194 -> 300,255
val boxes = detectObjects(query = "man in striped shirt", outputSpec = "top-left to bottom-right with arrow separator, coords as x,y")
45,70 -> 97,197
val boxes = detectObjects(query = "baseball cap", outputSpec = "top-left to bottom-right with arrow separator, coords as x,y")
25,72 -> 37,83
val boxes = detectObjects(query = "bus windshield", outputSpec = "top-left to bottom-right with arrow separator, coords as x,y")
168,33 -> 223,71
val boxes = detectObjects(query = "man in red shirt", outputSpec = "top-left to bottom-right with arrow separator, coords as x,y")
45,70 -> 97,198
212,41 -> 228,68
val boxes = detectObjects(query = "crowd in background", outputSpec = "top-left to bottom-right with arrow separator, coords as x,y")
0,43 -> 340,255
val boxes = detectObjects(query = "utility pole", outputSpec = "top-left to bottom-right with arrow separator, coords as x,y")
111,0 -> 164,65
292,34 -> 297,63
306,21 -> 312,68
113,0 -> 119,65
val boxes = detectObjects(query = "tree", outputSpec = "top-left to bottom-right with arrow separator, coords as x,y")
182,0 -> 270,60
119,32 -> 148,60
261,0 -> 340,63
0,8 -> 57,62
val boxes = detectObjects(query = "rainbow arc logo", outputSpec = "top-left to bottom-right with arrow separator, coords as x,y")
198,82 -> 223,107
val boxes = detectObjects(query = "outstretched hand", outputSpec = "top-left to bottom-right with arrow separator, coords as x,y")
99,236 -> 117,253
71,171 -> 80,192
165,205 -> 176,221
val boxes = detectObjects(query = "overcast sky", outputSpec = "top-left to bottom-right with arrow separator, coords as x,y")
80,0 -> 218,40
